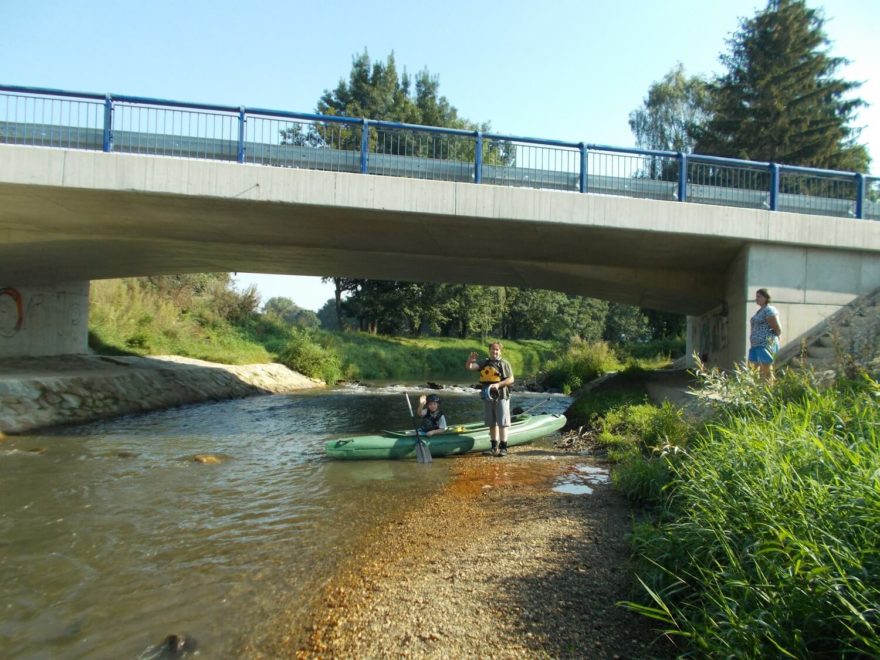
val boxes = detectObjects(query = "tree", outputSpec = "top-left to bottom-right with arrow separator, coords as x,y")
695,0 -> 869,172
263,297 -> 319,329
296,50 -> 511,166
317,297 -> 354,331
643,308 -> 686,340
629,64 -> 711,155
324,277 -> 362,331
603,303 -> 651,344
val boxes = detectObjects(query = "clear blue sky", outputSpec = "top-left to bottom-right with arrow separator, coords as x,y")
4,0 -> 878,310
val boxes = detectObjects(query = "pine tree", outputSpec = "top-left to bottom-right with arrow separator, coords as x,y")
695,0 -> 869,172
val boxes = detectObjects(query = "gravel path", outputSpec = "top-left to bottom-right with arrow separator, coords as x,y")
255,448 -> 677,659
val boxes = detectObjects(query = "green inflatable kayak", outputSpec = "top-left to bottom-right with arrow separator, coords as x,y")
324,413 -> 566,460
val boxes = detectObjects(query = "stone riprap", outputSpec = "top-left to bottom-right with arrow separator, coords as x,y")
0,354 -> 323,436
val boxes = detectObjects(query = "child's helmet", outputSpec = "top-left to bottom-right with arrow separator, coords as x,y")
426,394 -> 441,403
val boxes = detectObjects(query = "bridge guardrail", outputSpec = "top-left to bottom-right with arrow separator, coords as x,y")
1,84 -> 878,220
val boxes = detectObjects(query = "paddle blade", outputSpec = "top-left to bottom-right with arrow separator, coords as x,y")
415,437 -> 432,463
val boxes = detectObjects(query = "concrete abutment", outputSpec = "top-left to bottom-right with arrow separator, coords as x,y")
0,281 -> 89,358
688,244 -> 880,369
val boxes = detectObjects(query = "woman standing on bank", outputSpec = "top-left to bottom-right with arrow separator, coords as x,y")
748,288 -> 782,380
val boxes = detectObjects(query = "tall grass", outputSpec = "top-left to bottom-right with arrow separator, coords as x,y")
542,339 -> 621,393
89,280 -> 560,381
89,279 -> 271,364
624,371 -> 880,657
325,333 -> 558,381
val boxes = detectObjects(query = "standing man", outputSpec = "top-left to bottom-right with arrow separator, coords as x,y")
466,342 -> 515,456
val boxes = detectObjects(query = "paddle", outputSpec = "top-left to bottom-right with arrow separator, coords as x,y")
405,392 -> 433,464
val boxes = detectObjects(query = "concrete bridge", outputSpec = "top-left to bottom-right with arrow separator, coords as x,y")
2,86 -> 879,368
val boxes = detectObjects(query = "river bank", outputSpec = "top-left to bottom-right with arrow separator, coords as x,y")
239,369 -> 695,658
0,354 -> 323,436
251,447 -> 676,659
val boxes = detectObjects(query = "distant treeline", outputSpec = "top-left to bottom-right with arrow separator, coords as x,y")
309,278 -> 684,343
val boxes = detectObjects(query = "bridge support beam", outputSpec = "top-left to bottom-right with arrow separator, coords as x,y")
687,244 -> 880,370
0,281 -> 89,358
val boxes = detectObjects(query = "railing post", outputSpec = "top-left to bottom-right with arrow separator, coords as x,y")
855,173 -> 865,219
102,94 -> 113,152
769,162 -> 780,211
579,143 -> 587,193
474,131 -> 483,184
360,119 -> 369,174
677,152 -> 687,202
237,107 -> 246,163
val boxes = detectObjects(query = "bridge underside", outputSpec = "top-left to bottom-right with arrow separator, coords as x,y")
0,181 -> 741,314
2,145 -> 879,362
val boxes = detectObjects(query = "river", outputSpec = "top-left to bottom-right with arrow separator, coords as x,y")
0,387 -> 569,658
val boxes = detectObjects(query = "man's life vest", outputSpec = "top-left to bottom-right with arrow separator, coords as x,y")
479,359 -> 505,384
478,359 -> 510,399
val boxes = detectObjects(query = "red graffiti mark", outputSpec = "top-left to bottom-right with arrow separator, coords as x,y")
0,287 -> 24,331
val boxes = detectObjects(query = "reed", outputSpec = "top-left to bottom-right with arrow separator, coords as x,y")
623,371 -> 880,657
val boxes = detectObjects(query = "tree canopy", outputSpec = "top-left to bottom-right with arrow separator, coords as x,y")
263,297 -> 319,329
695,0 -> 869,171
317,51 -> 477,131
631,1 -> 870,173
629,63 -> 711,155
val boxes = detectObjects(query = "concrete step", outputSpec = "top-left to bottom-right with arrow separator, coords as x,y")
807,345 -> 836,359
803,356 -> 838,370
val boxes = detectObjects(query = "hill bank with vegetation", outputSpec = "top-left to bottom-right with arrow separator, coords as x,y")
562,363 -> 879,657
87,276 -> 683,389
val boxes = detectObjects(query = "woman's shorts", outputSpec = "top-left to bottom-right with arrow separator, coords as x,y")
748,344 -> 777,365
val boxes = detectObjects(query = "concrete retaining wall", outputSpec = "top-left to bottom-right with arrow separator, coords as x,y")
0,355 -> 323,436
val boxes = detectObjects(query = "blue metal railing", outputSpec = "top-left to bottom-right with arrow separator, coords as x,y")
2,84 -> 878,220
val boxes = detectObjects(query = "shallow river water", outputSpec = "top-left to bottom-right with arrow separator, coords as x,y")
0,387 -> 568,658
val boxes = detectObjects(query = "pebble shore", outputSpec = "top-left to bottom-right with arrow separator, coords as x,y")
246,449 -> 676,659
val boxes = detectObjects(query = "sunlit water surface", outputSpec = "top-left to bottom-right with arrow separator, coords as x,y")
0,388 -> 568,658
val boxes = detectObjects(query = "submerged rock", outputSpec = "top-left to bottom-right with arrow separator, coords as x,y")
193,454 -> 222,464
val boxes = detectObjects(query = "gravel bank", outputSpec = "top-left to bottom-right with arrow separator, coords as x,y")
250,449 -> 676,659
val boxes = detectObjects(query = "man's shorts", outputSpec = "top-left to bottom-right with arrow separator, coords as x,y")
483,398 -> 511,427
748,344 -> 777,365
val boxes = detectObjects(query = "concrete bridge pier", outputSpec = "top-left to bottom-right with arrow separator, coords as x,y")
688,243 -> 880,370
0,281 -> 90,358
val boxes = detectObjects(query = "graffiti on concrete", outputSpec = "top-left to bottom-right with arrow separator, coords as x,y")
0,287 -> 24,337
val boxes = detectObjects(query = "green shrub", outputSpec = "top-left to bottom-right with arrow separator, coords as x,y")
618,336 -> 685,360
591,400 -> 690,458
565,385 -> 648,429
276,330 -> 342,384
89,278 -> 271,364
542,339 -> 620,393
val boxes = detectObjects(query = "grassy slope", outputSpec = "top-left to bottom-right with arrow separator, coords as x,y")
88,280 -> 559,380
